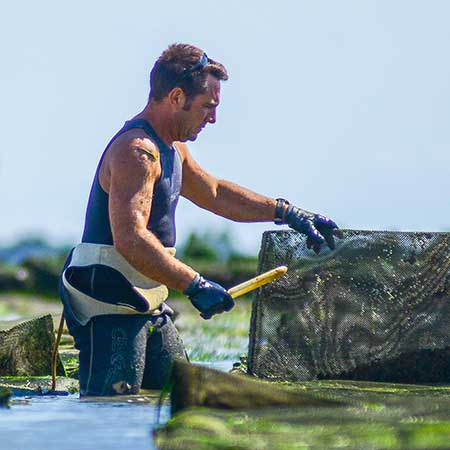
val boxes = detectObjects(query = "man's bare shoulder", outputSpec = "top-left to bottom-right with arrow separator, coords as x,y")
110,129 -> 161,163
99,129 -> 161,192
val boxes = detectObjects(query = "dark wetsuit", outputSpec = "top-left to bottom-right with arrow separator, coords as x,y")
82,118 -> 181,247
59,119 -> 187,396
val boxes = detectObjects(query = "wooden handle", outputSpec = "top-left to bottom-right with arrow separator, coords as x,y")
51,311 -> 65,391
227,266 -> 288,299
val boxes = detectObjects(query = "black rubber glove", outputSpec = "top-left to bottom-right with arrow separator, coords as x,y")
183,274 -> 235,319
280,202 -> 342,254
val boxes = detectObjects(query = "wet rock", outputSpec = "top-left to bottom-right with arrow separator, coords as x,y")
0,315 -> 65,376
169,360 -> 344,414
155,380 -> 450,450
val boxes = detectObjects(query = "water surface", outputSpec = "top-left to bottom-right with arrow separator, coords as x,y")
0,361 -> 234,450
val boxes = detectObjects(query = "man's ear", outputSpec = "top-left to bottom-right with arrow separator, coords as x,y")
168,87 -> 187,110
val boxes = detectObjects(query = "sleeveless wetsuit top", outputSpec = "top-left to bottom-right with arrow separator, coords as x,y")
82,119 -> 182,247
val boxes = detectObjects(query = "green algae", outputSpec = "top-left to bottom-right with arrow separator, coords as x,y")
155,399 -> 450,449
170,362 -> 344,415
175,295 -> 252,362
155,377 -> 450,450
0,376 -> 79,395
60,354 -> 79,379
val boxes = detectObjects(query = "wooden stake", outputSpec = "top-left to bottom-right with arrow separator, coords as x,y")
51,311 -> 65,391
227,266 -> 288,299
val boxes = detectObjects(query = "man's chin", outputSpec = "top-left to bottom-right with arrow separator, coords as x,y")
187,133 -> 199,142
176,134 -> 197,143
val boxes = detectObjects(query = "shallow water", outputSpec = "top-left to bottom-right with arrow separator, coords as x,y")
0,298 -> 250,450
1,395 -> 167,450
0,361 -> 234,450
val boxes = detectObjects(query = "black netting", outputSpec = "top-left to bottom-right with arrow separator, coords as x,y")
248,229 -> 450,383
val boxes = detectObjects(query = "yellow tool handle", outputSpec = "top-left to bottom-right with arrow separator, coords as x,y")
227,265 -> 288,299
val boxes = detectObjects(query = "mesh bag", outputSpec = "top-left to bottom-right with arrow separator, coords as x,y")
0,315 -> 65,376
248,229 -> 450,383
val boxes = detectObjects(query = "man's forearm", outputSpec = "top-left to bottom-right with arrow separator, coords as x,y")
114,231 -> 197,292
206,179 -> 277,222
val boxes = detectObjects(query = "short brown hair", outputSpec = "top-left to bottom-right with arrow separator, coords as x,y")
149,43 -> 228,102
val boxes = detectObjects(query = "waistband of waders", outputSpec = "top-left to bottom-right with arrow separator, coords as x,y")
62,243 -> 175,325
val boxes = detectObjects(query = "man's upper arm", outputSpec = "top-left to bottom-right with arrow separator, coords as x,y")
178,142 -> 219,209
108,138 -> 160,245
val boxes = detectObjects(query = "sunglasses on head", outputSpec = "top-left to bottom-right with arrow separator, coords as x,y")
179,53 -> 209,80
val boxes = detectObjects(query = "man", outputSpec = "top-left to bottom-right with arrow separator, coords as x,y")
59,43 -> 340,396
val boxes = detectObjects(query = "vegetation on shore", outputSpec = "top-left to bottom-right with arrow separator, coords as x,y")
0,231 -> 258,299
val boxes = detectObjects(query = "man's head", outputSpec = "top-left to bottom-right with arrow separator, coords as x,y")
150,43 -> 228,105
149,44 -> 228,142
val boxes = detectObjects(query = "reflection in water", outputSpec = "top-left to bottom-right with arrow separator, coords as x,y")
0,394 -> 169,450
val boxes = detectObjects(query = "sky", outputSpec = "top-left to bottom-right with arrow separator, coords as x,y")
1,1 -> 450,254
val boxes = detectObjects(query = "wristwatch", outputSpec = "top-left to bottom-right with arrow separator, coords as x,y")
274,198 -> 289,225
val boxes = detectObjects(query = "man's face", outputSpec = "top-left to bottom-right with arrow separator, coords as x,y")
175,74 -> 221,142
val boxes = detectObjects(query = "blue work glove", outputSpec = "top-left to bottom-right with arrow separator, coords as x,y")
183,274 -> 235,320
275,199 -> 342,254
